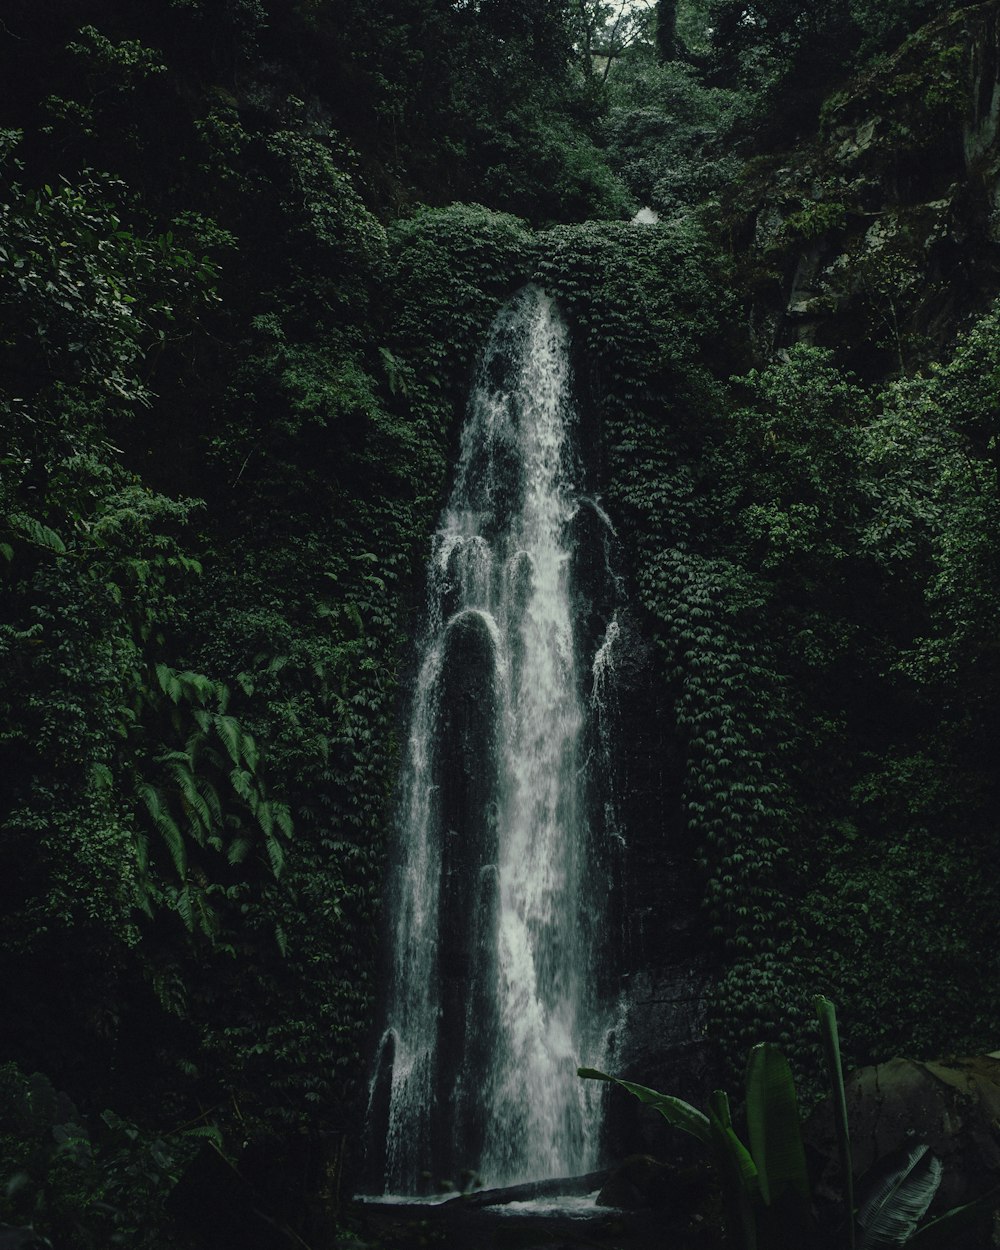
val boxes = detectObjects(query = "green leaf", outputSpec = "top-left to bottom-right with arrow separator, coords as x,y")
164,671 -> 183,703
904,1187 -> 1000,1249
139,782 -> 186,876
709,1104 -> 759,1250
182,1125 -> 224,1149
200,778 -> 223,827
11,513 -> 65,553
180,670 -> 215,706
709,1088 -> 733,1130
265,833 -> 285,878
176,884 -> 194,932
227,837 -> 251,865
272,801 -> 293,839
240,731 -> 258,771
815,996 -> 855,1247
216,714 -> 242,766
90,762 -> 113,790
858,1146 -> 942,1249
746,1042 -> 810,1206
577,1069 -> 711,1145
230,768 -> 253,802
167,758 -> 211,835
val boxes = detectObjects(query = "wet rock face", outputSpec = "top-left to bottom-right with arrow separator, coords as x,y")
727,1 -> 1000,375
434,609 -> 502,1178
806,1054 -> 1000,1209
600,652 -> 716,1162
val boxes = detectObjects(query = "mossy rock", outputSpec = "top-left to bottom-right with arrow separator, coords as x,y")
806,1054 -> 1000,1210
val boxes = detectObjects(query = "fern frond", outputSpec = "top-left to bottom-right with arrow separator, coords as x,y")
256,800 -> 274,838
216,715 -> 242,766
11,513 -> 65,554
159,747 -> 193,770
265,833 -> 285,878
167,760 -> 211,835
230,768 -> 252,802
180,671 -> 215,706
139,782 -> 186,876
227,837 -> 251,865
240,732 -> 258,772
199,777 -> 223,827
183,730 -> 205,767
272,802 -> 293,839
135,881 -> 154,918
176,884 -> 194,931
90,762 -> 113,790
193,888 -> 219,938
155,662 -> 173,696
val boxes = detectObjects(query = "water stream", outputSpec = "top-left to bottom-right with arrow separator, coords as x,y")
369,284 -> 621,1195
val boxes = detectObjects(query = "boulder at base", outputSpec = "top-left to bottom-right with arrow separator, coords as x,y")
807,1054 -> 1000,1210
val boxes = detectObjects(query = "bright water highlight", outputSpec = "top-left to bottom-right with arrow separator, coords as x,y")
370,285 -> 620,1193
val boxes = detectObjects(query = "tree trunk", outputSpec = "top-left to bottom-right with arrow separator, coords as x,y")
656,0 -> 678,60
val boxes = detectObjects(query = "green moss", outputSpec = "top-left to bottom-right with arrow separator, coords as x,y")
782,200 -> 848,243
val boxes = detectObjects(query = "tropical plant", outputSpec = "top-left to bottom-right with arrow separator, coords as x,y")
584,1039 -> 812,1248
580,996 -> 998,1248
0,1064 -> 201,1250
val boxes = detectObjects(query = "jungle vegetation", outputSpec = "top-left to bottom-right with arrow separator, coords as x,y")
2,0 -> 999,1244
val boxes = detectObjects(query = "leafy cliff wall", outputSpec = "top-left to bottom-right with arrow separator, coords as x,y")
729,0 -> 1000,372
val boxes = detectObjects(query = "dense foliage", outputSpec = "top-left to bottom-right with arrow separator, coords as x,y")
3,0 -> 1000,1243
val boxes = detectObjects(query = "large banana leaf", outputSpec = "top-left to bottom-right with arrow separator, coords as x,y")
709,1102 -> 759,1250
745,1042 -> 810,1206
857,1145 -> 942,1249
709,1087 -> 733,1130
904,1185 -> 999,1249
815,995 -> 856,1249
577,1068 -> 711,1145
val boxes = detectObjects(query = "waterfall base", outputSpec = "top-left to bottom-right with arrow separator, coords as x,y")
352,1193 -> 668,1250
353,1165 -> 717,1249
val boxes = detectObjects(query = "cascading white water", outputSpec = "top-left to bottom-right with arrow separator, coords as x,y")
371,285 -> 618,1194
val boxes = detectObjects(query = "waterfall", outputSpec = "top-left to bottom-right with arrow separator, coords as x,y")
370,284 -> 620,1195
